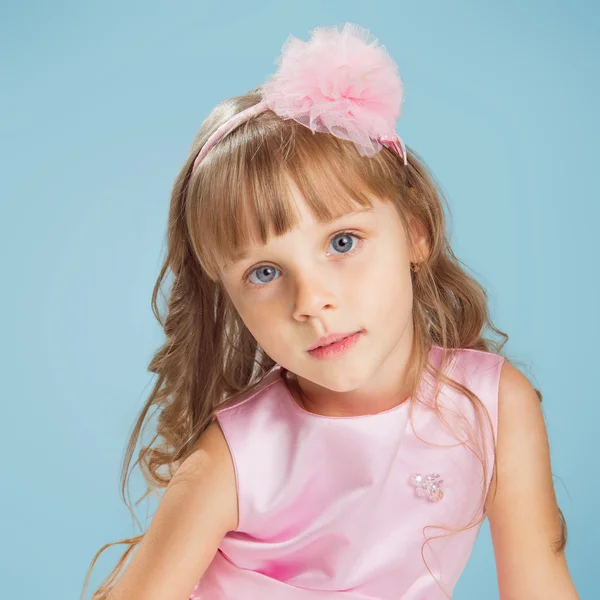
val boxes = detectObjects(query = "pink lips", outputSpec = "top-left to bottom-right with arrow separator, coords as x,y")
308,331 -> 360,351
307,331 -> 363,360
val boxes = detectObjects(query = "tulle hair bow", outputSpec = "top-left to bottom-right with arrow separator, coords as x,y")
193,23 -> 408,171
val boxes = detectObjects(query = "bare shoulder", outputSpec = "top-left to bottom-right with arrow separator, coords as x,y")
167,417 -> 239,530
486,360 -> 579,599
177,417 -> 238,504
107,419 -> 238,600
495,360 -> 546,449
487,360 -> 557,528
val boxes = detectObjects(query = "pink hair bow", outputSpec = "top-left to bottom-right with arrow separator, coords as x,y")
193,23 -> 408,171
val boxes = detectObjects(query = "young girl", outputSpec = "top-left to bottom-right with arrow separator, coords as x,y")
82,22 -> 579,600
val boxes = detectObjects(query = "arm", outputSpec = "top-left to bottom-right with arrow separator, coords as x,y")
486,361 -> 579,600
107,420 -> 238,600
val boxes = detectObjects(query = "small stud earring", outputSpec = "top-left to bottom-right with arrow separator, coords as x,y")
410,262 -> 420,273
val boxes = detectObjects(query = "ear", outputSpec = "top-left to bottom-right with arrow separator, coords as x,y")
406,215 -> 430,264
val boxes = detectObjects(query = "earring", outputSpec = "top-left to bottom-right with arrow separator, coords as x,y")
410,262 -> 420,273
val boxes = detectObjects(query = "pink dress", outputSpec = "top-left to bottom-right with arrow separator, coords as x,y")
190,345 -> 504,599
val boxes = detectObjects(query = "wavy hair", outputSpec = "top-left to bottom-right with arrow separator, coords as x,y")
81,88 -> 567,599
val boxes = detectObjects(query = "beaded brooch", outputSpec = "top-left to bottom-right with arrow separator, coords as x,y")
409,473 -> 445,502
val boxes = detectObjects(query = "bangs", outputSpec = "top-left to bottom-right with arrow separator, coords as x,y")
187,111 -> 400,279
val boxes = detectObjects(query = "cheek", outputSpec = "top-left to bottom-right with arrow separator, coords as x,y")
223,288 -> 264,332
237,301 -> 270,331
356,248 -> 413,313
232,296 -> 285,348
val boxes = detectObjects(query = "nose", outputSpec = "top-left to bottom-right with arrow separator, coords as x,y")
291,268 -> 337,321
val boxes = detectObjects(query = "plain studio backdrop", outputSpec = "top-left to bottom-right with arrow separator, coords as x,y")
0,1 -> 597,598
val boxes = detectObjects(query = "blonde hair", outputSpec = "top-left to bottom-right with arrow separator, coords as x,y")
81,88 -> 567,599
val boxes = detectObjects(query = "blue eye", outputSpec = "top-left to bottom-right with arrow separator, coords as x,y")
244,231 -> 363,287
328,232 -> 359,255
247,265 -> 280,286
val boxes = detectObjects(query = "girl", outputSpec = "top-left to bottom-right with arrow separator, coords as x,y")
82,23 -> 579,600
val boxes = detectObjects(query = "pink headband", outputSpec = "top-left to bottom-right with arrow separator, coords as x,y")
192,23 -> 408,173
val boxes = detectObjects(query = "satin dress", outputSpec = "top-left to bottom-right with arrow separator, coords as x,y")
190,345 -> 504,599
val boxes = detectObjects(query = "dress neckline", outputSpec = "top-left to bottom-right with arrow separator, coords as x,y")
273,345 -> 449,421
275,365 -> 419,421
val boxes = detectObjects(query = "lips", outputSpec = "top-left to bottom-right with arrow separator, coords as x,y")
308,331 -> 361,351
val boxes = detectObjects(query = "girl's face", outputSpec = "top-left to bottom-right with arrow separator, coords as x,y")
217,176 -> 427,394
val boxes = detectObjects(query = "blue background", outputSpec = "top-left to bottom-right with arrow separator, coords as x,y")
1,1 -> 597,598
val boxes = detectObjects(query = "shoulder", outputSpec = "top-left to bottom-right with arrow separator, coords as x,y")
438,346 -> 505,411
452,345 -> 506,375
497,359 -> 541,416
173,419 -> 239,531
433,345 -> 505,383
489,359 -> 549,510
216,367 -> 283,417
176,418 -> 234,475
106,421 -> 239,598
486,361 -> 578,597
494,359 -> 546,463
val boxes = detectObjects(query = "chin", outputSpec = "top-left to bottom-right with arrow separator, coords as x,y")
309,363 -> 373,392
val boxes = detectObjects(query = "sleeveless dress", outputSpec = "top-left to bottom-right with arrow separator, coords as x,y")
189,345 -> 504,599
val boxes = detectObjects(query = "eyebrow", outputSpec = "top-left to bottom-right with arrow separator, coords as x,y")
224,207 -> 374,269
